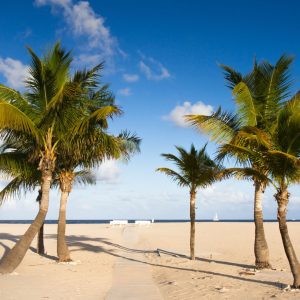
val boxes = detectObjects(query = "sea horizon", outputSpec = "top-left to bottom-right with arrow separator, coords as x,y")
0,219 -> 299,224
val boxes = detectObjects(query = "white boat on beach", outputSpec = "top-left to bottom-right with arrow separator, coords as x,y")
134,220 -> 151,225
213,213 -> 219,222
109,220 -> 128,225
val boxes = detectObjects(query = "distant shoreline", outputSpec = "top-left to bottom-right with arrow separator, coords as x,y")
0,219 -> 299,224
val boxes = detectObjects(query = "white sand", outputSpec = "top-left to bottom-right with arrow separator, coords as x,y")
0,224 -> 123,300
0,222 -> 300,299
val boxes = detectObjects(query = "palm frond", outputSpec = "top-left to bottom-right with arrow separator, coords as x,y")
232,82 -> 257,126
0,176 -> 36,205
216,143 -> 259,165
71,105 -> 122,135
117,131 -> 141,160
73,169 -> 96,186
156,167 -> 189,187
186,107 -> 241,143
0,101 -> 39,139
219,64 -> 243,89
218,167 -> 270,184
158,144 -> 220,189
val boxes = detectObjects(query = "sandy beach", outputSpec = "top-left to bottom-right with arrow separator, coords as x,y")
0,222 -> 300,299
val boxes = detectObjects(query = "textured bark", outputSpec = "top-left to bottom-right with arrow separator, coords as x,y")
57,172 -> 74,262
254,181 -> 271,269
36,190 -> 45,255
275,187 -> 300,288
37,224 -> 45,255
190,189 -> 196,260
0,171 -> 52,273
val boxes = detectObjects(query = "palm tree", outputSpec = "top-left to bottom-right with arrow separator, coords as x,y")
52,67 -> 141,262
186,55 -> 294,269
0,43 -> 126,273
264,95 -> 300,288
206,93 -> 300,287
0,43 -> 73,273
55,131 -> 140,262
157,144 -> 220,260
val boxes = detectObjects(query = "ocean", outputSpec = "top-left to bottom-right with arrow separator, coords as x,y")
0,219 -> 299,224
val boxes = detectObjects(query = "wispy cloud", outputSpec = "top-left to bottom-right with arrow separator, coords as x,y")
163,101 -> 213,127
35,0 -> 121,69
139,55 -> 170,81
117,87 -> 132,97
123,73 -> 139,83
73,53 -> 103,67
94,159 -> 120,184
16,28 -> 32,40
199,185 -> 252,206
0,57 -> 28,89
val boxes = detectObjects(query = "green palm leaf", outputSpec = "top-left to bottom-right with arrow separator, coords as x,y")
186,107 -> 241,143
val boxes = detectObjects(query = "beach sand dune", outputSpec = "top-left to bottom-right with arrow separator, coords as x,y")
0,222 -> 300,299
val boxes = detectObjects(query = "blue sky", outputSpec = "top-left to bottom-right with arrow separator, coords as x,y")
0,0 -> 300,220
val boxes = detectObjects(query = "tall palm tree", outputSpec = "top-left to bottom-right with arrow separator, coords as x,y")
52,67 -> 141,262
186,55 -> 294,269
208,93 -> 300,287
0,43 -> 127,273
264,95 -> 300,288
157,144 -> 220,260
55,131 -> 140,262
0,44 -> 75,273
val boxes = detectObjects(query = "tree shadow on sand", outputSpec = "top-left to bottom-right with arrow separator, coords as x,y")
0,232 -> 285,289
0,233 -> 57,262
62,235 -> 254,268
58,234 -> 282,289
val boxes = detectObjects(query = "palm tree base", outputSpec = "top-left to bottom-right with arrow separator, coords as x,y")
255,261 -> 272,270
291,285 -> 300,289
58,258 -> 72,263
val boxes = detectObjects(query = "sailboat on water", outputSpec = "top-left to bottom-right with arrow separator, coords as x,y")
213,213 -> 219,221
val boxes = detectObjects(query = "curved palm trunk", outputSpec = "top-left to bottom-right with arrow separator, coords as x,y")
0,170 -> 52,273
190,189 -> 196,260
57,172 -> 74,262
36,190 -> 45,255
275,187 -> 300,288
254,181 -> 271,269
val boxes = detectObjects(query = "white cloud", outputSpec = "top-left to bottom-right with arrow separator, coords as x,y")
139,56 -> 170,81
117,87 -> 132,97
199,185 -> 252,206
35,0 -> 120,68
290,195 -> 300,204
95,159 -> 120,184
163,101 -> 213,127
74,53 -> 103,66
123,73 -> 139,83
0,57 -> 28,89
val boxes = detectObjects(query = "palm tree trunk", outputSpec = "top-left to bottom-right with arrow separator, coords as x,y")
0,170 -> 52,274
37,223 -> 45,255
36,190 -> 45,255
57,172 -> 74,262
275,187 -> 300,288
190,189 -> 196,260
57,190 -> 71,262
254,181 -> 271,269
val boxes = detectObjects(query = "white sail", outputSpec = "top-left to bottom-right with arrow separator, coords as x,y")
213,213 -> 219,221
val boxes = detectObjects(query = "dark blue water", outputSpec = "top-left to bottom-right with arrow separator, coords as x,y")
0,219 -> 299,224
